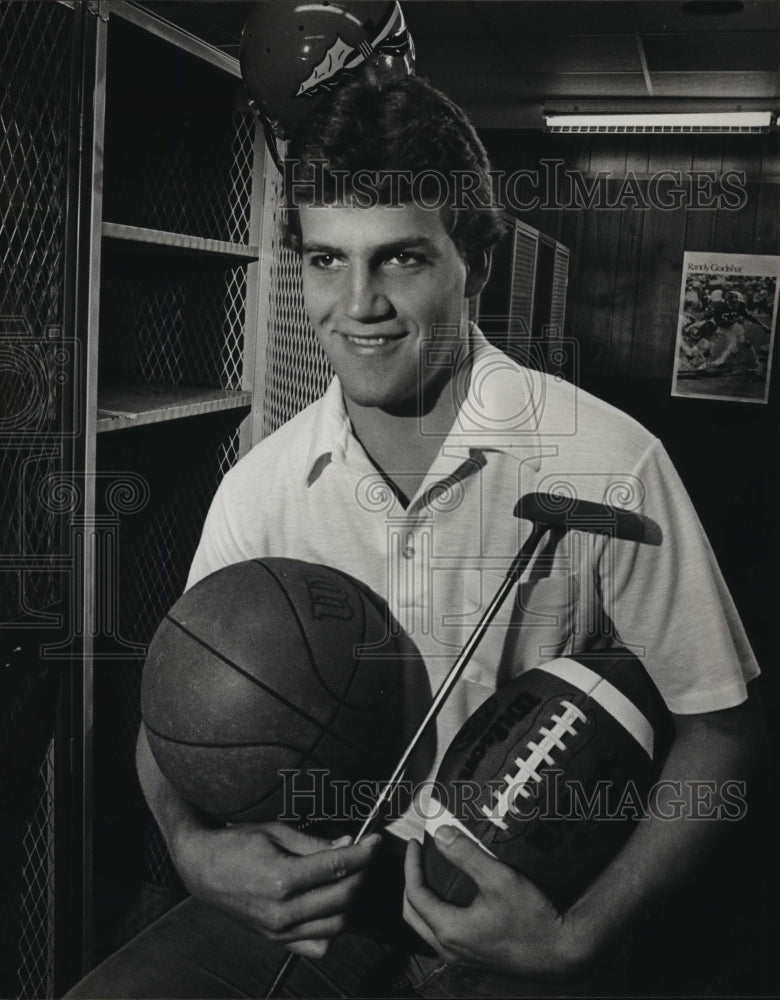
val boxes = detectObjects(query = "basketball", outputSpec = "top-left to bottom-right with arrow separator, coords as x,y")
141,558 -> 425,827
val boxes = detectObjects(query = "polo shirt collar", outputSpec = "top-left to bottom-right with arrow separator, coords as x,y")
303,325 -> 544,486
442,326 -> 543,466
304,378 -> 352,485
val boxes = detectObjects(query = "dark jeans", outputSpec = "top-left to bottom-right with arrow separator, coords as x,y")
65,897 -> 632,999
65,836 -> 631,999
66,897 -> 427,999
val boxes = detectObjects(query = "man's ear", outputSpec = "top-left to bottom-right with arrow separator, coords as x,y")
464,249 -> 492,300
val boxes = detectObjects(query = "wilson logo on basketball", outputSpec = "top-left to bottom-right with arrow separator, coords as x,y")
304,573 -> 355,621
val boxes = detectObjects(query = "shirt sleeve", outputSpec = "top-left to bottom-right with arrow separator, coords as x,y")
185,476 -> 260,591
599,438 -> 760,714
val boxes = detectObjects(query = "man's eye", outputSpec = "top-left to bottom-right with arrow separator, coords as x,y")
388,252 -> 423,268
309,254 -> 341,269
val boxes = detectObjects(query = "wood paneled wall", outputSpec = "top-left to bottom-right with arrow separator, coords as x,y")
482,130 -> 779,667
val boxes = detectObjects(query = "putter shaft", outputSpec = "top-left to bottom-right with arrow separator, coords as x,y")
265,518 -> 552,998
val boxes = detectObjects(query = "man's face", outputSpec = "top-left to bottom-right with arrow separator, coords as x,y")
299,201 -> 481,414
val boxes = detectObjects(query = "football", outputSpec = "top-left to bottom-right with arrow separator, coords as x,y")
422,647 -> 674,911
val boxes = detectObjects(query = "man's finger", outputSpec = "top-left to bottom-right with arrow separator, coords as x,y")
403,839 -> 457,934
426,828 -> 558,915
280,832 -> 382,894
286,938 -> 330,960
270,869 -> 366,928
402,890 -> 440,955
274,914 -> 346,944
428,825 -> 504,893
262,822 -> 341,858
401,845 -> 442,952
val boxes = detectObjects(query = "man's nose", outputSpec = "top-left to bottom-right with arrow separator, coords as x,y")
344,268 -> 391,322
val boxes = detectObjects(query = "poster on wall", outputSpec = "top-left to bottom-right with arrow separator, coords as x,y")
671,251 -> 779,404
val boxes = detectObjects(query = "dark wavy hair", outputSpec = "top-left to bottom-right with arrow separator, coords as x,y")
283,70 -> 505,260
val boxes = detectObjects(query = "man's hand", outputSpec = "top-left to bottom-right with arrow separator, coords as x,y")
403,830 -> 587,980
137,726 -> 380,959
173,820 -> 381,959
404,690 -> 764,981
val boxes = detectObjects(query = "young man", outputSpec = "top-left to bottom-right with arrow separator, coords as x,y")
69,72 -> 762,998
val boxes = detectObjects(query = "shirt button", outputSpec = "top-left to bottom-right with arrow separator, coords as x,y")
402,545 -> 415,559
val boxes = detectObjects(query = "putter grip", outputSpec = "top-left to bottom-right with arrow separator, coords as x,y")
514,491 -> 648,543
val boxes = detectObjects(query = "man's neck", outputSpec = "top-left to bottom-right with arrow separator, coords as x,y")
345,345 -> 472,507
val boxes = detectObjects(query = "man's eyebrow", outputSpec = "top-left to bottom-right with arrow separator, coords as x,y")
301,242 -> 341,255
378,237 -> 438,256
301,237 -> 438,256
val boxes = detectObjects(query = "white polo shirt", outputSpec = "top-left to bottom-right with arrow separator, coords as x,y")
188,328 -> 759,837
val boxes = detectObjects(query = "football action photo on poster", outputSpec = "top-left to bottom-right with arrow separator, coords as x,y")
672,251 -> 779,404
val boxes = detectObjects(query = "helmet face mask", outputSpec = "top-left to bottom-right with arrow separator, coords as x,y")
240,2 -> 415,141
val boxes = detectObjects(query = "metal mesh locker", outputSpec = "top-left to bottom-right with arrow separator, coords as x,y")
0,2 -> 75,997
258,155 -> 333,438
262,243 -> 333,436
99,254 -> 248,390
87,11 -> 260,966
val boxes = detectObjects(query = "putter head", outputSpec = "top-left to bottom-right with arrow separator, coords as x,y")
514,492 -> 662,545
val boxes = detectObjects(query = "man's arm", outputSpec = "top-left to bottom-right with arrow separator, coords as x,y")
403,686 -> 764,980
136,726 -> 381,959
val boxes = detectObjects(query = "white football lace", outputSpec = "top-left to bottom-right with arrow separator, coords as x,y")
480,700 -> 589,831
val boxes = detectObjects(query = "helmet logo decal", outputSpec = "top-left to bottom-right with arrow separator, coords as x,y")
296,4 -> 410,98
296,35 -> 359,97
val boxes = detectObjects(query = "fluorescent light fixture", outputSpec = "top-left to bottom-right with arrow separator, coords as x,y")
545,112 -> 774,134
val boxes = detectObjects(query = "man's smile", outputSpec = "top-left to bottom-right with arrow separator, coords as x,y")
339,330 -> 409,352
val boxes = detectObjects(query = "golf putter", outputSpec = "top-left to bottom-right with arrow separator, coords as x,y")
265,491 -> 660,997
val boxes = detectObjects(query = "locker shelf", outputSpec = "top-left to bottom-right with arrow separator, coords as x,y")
96,383 -> 251,432
102,222 -> 259,261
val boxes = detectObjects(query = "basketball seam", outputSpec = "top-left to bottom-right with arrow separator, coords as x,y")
326,566 -> 372,711
223,648 -> 388,819
225,733 -> 344,821
143,723 -> 310,752
162,613 -> 374,759
225,709 -> 386,820
329,566 -> 401,712
253,559 -> 362,707
148,731 -> 309,817
148,733 -> 309,820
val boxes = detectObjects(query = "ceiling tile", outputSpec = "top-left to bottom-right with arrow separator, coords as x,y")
415,38 -> 519,75
501,35 -> 640,74
404,1 -> 490,39
643,31 -> 780,71
635,0 -> 780,33
524,73 -> 650,98
478,2 -> 636,35
650,71 -> 779,97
